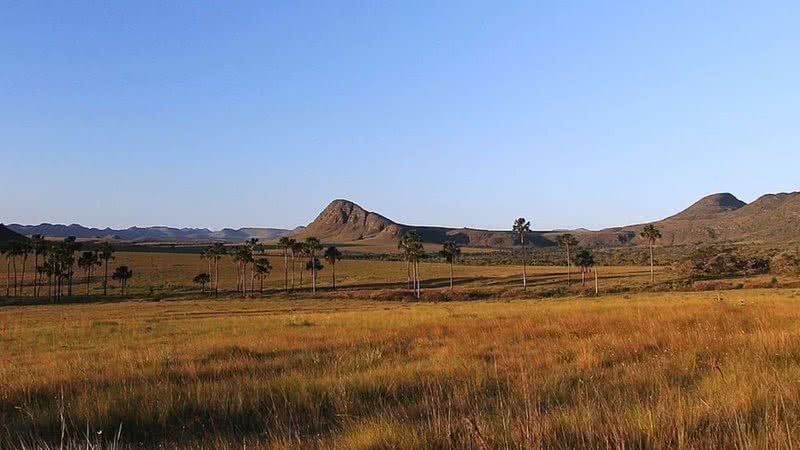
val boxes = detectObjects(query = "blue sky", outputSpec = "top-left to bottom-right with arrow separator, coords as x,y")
2,1 -> 799,231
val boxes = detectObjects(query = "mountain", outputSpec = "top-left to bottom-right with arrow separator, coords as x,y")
0,224 -> 28,245
574,191 -> 800,247
295,192 -> 800,249
6,223 -> 300,242
292,199 -> 551,247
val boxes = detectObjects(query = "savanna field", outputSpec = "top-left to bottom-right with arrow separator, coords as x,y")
4,252 -> 800,449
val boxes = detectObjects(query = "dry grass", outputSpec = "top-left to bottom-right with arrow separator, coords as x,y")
4,288 -> 800,448
0,251 -> 666,300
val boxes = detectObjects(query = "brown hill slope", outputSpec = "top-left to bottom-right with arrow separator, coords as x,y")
295,192 -> 800,249
576,191 -> 800,247
0,224 -> 27,246
293,200 -> 556,247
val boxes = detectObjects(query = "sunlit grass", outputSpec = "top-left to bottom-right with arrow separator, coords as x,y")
4,289 -> 800,448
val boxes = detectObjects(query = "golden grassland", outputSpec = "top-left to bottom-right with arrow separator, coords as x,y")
2,251 -> 800,448
4,287 -> 800,448
0,251 -> 666,301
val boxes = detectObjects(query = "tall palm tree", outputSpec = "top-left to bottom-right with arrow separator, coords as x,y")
77,251 -> 100,296
439,241 -> 462,289
323,246 -> 342,290
400,231 -> 424,298
31,234 -> 47,297
253,258 -> 272,294
305,257 -> 323,292
304,237 -> 323,294
575,248 -> 598,295
278,237 -> 296,292
290,241 -> 305,290
398,233 -> 414,289
207,243 -> 227,296
640,224 -> 662,283
246,239 -> 260,293
18,241 -> 31,297
62,237 -> 81,298
556,233 -> 579,285
5,242 -> 20,296
1,246 -> 10,297
112,266 -> 133,295
512,218 -> 532,291
231,246 -> 254,296
97,242 -> 115,296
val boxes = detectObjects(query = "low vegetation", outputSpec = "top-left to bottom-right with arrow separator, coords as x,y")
4,290 -> 800,448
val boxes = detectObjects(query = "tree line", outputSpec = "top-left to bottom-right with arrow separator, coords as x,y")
2,223 -> 663,300
0,236 -> 131,300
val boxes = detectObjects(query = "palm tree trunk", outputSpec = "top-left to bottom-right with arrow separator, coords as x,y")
284,250 -> 289,291
291,254 -> 295,290
103,259 -> 109,296
594,267 -> 599,295
566,245 -> 571,285
332,263 -> 336,290
33,253 -> 39,297
406,260 -> 411,289
215,259 -> 220,297
415,261 -> 421,298
649,242 -> 655,283
6,258 -> 10,297
21,254 -> 27,296
522,242 -> 527,291
449,261 -> 453,289
12,257 -> 17,296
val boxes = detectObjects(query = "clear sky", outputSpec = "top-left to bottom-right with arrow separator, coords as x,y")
2,1 -> 799,231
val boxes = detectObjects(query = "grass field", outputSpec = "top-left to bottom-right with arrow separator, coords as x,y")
0,250 -> 667,302
4,288 -> 800,448
3,251 -> 799,448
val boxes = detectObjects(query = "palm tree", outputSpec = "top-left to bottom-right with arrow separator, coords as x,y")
246,239 -> 260,293
5,241 -> 21,296
304,237 -> 323,294
18,241 -> 31,297
575,248 -> 597,293
323,246 -> 342,290
1,246 -> 9,297
278,237 -> 296,292
206,243 -> 227,296
193,273 -> 211,294
290,241 -> 305,290
640,224 -> 662,283
31,234 -> 47,297
253,258 -> 272,294
112,266 -> 133,295
62,237 -> 81,298
97,242 -> 115,296
305,257 -> 323,290
398,233 -> 414,289
439,241 -> 462,289
400,231 -> 424,298
512,218 -> 531,291
556,233 -> 579,285
77,251 -> 100,296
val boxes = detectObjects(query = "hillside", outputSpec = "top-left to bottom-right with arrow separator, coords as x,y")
0,224 -> 28,245
295,192 -> 800,249
292,199 -> 552,247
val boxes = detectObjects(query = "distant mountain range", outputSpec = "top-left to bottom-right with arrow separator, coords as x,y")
6,223 -> 303,242
8,190 -> 800,247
